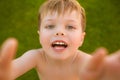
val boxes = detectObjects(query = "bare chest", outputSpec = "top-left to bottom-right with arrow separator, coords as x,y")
36,65 -> 80,80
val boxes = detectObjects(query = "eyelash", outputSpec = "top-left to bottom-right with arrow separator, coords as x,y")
45,25 -> 55,29
44,25 -> 76,30
66,25 -> 76,30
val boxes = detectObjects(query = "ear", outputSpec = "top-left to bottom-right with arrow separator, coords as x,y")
80,32 -> 86,46
37,30 -> 40,35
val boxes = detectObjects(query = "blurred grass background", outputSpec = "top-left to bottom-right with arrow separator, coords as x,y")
0,0 -> 120,80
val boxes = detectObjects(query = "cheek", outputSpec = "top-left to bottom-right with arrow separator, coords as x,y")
39,31 -> 48,44
73,36 -> 82,46
39,30 -> 52,46
70,33 -> 83,48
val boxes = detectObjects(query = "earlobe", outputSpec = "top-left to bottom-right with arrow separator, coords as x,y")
81,32 -> 86,40
82,32 -> 86,37
80,32 -> 86,45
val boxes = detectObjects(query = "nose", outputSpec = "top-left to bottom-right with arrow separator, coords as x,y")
55,25 -> 65,36
55,28 -> 65,36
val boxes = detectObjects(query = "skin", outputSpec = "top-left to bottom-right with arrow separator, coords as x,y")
0,11 -> 120,80
39,11 -> 85,61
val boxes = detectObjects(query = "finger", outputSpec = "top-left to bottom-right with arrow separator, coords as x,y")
0,38 -> 18,68
87,47 -> 107,71
116,50 -> 120,61
113,50 -> 120,62
114,50 -> 120,56
109,50 -> 120,61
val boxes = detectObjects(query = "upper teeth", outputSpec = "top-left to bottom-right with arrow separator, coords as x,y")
52,41 -> 68,48
54,42 -> 66,45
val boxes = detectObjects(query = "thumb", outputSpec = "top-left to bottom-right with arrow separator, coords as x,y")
80,48 -> 107,80
87,47 -> 107,72
0,38 -> 18,67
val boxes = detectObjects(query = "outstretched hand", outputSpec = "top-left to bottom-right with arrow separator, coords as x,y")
0,38 -> 17,80
101,50 -> 120,80
81,48 -> 107,80
81,48 -> 120,80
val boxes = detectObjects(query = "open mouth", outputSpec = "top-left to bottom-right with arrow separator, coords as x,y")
51,41 -> 68,48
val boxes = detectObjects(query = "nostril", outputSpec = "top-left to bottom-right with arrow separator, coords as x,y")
56,33 -> 59,35
56,33 -> 64,36
61,33 -> 64,35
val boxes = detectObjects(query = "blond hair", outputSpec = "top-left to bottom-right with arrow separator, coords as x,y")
38,0 -> 86,31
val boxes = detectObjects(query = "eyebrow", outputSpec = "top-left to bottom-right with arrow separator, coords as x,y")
43,18 -> 79,25
67,19 -> 78,22
45,19 -> 77,21
65,19 -> 80,24
44,19 -> 55,22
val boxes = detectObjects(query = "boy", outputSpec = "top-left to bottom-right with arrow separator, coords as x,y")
0,0 -> 120,80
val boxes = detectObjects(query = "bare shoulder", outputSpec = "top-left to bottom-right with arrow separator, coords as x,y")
75,50 -> 92,67
77,50 -> 91,60
23,48 -> 47,64
15,48 -> 45,63
23,48 -> 44,56
75,50 -> 92,73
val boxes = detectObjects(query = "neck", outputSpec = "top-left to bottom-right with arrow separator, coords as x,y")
44,51 -> 78,67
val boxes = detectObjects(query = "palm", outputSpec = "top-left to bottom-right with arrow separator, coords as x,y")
101,50 -> 120,80
80,48 -> 107,80
81,48 -> 120,80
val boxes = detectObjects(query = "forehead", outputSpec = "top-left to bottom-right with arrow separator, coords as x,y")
42,10 -> 81,23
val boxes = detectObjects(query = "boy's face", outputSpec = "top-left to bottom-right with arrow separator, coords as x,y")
39,11 -> 85,60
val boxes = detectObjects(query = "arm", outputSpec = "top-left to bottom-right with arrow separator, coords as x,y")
11,49 -> 39,79
0,38 -> 39,80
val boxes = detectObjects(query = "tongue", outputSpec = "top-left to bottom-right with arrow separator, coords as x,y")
54,46 -> 65,50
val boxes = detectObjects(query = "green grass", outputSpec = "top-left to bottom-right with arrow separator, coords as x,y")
0,0 -> 120,80
79,0 -> 120,53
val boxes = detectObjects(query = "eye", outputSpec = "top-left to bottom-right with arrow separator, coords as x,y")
45,25 -> 55,29
66,25 -> 76,30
